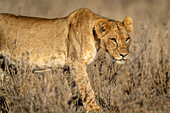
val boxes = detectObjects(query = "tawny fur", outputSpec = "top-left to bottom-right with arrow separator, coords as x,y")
0,8 -> 133,112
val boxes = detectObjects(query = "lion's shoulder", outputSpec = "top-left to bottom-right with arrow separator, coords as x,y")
67,8 -> 101,22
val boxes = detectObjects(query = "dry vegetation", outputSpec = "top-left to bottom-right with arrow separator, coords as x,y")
0,0 -> 169,113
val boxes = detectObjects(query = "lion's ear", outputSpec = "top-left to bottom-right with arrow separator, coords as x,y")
123,16 -> 133,33
95,19 -> 110,38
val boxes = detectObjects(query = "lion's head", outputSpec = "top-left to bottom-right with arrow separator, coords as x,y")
94,17 -> 133,64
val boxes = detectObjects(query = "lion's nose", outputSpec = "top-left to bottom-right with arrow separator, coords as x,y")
120,53 -> 128,58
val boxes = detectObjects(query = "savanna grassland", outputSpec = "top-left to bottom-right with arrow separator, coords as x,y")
0,0 -> 169,113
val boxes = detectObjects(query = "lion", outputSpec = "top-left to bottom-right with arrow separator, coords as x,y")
0,8 -> 133,112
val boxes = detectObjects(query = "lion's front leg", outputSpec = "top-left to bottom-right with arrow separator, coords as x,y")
71,62 -> 102,112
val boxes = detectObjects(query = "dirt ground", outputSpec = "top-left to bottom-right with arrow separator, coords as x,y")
0,0 -> 169,113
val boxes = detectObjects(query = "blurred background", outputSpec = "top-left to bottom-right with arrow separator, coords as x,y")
0,0 -> 168,20
0,0 -> 169,113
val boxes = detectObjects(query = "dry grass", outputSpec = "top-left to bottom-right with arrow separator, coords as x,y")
0,0 -> 169,113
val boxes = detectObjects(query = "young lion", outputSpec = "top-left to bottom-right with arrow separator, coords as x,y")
0,8 -> 132,112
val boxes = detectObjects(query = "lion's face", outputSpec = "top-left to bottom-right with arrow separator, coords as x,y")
95,17 -> 133,64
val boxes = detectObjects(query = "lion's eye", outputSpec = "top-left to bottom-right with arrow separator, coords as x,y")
126,37 -> 131,42
111,38 -> 117,43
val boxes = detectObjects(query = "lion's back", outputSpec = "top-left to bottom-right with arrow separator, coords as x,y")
0,13 -> 70,67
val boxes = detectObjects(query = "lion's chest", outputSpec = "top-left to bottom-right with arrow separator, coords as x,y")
82,39 -> 97,65
83,49 -> 96,65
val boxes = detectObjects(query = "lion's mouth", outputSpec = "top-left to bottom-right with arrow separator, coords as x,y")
115,59 -> 126,64
107,51 -> 127,64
